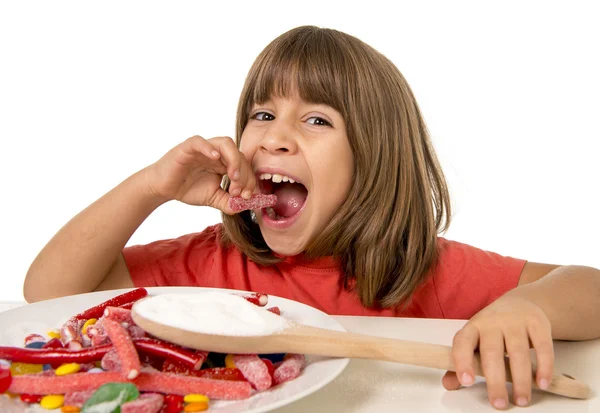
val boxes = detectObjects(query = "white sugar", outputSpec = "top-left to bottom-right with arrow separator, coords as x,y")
134,292 -> 288,336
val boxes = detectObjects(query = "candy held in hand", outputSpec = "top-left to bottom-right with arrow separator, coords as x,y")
228,194 -> 277,212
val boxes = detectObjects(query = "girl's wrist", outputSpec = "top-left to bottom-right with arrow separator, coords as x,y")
127,167 -> 172,210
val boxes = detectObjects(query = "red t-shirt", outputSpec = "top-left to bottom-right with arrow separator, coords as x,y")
123,224 -> 526,319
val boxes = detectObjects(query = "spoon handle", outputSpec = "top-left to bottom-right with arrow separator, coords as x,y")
285,325 -> 590,399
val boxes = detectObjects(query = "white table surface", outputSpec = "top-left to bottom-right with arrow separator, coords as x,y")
0,302 -> 597,412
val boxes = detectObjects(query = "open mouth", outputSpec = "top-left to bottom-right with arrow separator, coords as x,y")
258,172 -> 308,224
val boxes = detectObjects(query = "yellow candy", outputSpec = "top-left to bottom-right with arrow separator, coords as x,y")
81,318 -> 97,335
184,402 -> 209,412
40,394 -> 65,409
224,354 -> 236,369
47,331 -> 61,339
55,363 -> 81,376
10,362 -> 43,375
184,394 -> 210,404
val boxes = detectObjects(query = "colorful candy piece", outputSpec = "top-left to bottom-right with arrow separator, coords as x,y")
0,365 -> 12,393
10,362 -> 43,375
81,318 -> 97,336
184,401 -> 209,412
162,360 -> 246,381
55,363 -> 81,376
274,354 -> 306,385
184,394 -> 209,403
134,371 -> 252,400
19,393 -> 42,403
64,390 -> 96,408
72,288 -> 148,321
60,318 -> 82,347
127,325 -> 146,339
61,406 -> 81,413
24,334 -> 46,347
163,394 -> 184,413
224,354 -> 236,369
233,354 -> 272,391
121,392 -> 163,413
103,319 -> 141,379
261,358 -> 275,380
42,338 -> 64,349
267,306 -> 281,315
40,394 -> 65,409
228,194 -> 277,212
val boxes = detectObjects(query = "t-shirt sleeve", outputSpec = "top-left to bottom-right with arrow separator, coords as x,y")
122,224 -> 221,288
432,238 -> 527,319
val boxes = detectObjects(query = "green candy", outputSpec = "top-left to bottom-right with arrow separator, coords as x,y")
82,382 -> 139,413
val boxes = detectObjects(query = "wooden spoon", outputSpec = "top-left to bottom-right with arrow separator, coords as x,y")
131,307 -> 590,400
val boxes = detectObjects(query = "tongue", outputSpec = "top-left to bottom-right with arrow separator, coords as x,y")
272,183 -> 308,217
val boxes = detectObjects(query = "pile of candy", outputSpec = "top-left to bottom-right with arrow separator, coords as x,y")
0,288 -> 306,412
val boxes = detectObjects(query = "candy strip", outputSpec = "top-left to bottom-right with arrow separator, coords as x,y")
8,371 -> 126,394
0,345 -> 112,364
162,360 -> 246,381
274,354 -> 306,385
228,194 -> 277,212
72,288 -> 148,321
103,307 -> 134,324
267,306 -> 281,315
134,338 -> 207,370
103,319 -> 141,380
233,354 -> 272,391
134,371 -> 252,400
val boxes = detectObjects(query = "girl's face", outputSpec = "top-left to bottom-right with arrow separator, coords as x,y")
240,93 -> 354,256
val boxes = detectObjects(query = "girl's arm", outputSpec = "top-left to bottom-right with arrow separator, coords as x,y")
23,135 -> 256,302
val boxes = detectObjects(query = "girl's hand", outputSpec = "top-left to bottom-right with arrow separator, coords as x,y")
143,135 -> 255,214
443,293 -> 554,409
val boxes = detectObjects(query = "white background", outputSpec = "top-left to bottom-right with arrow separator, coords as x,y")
0,1 -> 598,302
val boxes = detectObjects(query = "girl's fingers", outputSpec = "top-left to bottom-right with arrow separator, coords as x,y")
451,324 -> 479,387
479,330 -> 509,410
185,135 -> 222,160
527,319 -> 554,391
504,327 -> 533,407
210,137 -> 255,198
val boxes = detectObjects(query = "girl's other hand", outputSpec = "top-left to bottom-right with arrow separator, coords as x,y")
143,135 -> 255,214
443,294 -> 554,410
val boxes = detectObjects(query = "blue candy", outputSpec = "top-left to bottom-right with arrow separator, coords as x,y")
25,341 -> 46,349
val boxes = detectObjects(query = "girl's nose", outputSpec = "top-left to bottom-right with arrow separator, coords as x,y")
259,121 -> 298,155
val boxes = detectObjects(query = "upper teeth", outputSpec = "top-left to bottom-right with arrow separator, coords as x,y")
259,173 -> 295,184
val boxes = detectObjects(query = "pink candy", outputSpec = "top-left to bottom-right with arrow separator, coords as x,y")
234,354 -> 272,391
103,319 -> 141,380
103,306 -> 134,325
274,354 -> 306,385
121,392 -> 164,413
228,194 -> 277,212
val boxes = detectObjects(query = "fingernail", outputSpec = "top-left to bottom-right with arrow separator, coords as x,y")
211,150 -> 220,157
460,373 -> 473,386
242,190 -> 252,199
231,188 -> 241,196
539,378 -> 549,390
233,170 -> 240,180
493,398 -> 507,409
516,396 -> 529,407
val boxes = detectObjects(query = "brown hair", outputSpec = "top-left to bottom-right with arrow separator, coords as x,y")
222,26 -> 451,309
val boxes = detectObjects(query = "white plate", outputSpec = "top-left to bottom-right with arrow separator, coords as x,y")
0,287 -> 349,413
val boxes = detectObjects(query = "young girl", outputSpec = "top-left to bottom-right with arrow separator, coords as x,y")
23,26 -> 600,410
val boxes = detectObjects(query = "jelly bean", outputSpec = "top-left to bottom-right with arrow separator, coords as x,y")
184,402 -> 209,412
43,364 -> 53,371
61,406 -> 81,413
10,362 -> 43,375
26,341 -> 46,349
259,353 -> 286,363
87,368 -> 104,374
41,394 -> 65,409
164,394 -> 184,413
0,365 -> 12,393
47,331 -> 61,339
81,319 -> 97,336
20,393 -> 42,403
224,354 -> 236,369
184,393 -> 209,403
55,363 -> 81,376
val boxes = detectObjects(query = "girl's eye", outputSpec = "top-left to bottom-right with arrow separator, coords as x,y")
251,112 -> 275,121
306,116 -> 332,127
